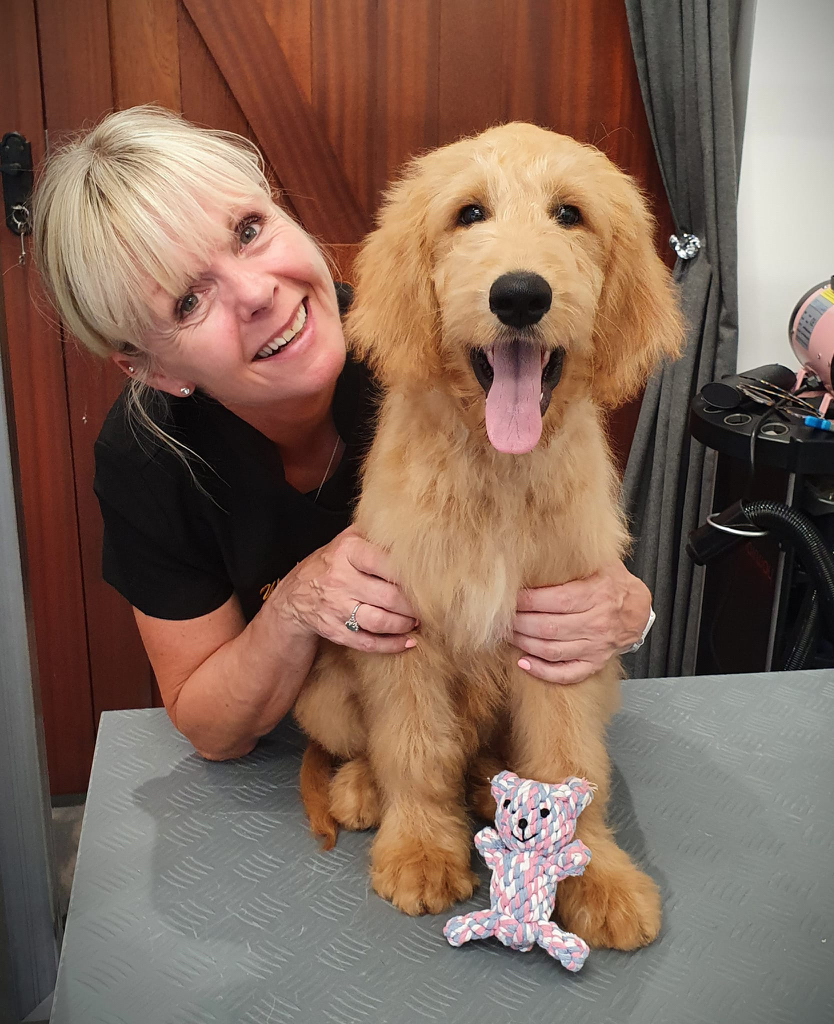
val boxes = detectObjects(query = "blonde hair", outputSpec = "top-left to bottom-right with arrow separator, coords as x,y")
33,105 -> 279,461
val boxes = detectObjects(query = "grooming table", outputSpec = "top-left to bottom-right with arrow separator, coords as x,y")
51,670 -> 834,1024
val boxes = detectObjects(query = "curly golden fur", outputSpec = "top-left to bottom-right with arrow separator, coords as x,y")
295,123 -> 683,949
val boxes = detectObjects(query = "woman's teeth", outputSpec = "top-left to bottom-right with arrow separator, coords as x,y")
254,301 -> 307,359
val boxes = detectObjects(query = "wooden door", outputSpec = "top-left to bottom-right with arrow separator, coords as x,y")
0,0 -> 672,794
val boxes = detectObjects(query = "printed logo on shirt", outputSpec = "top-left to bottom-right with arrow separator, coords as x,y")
260,578 -> 279,602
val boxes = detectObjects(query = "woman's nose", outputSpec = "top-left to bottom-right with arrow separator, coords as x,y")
226,263 -> 274,320
239,281 -> 274,321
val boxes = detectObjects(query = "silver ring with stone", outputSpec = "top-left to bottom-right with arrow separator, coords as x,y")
345,603 -> 361,632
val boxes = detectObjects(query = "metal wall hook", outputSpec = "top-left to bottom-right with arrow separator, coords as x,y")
9,203 -> 31,265
9,203 -> 31,231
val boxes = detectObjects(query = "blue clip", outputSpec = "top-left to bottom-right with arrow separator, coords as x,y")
803,416 -> 834,432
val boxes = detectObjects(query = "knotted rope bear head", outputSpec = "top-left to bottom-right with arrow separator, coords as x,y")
490,771 -> 594,856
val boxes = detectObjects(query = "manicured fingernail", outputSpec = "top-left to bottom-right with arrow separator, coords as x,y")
518,658 -> 531,671
405,639 -> 417,648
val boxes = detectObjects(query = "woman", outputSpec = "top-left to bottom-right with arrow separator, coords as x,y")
33,106 -> 653,762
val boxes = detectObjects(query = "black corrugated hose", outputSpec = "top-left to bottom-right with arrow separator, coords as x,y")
783,586 -> 820,671
739,500 -> 834,660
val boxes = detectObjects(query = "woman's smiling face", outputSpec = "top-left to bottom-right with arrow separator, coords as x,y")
135,201 -> 346,409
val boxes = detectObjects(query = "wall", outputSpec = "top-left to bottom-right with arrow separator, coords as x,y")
736,0 -> 834,372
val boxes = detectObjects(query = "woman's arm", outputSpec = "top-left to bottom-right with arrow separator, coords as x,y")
138,527 -> 417,760
135,593 -> 314,761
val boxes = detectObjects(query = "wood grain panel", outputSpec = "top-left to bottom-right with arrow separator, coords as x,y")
108,0 -> 181,110
36,0 -> 155,742
504,3 -> 625,147
36,0 -> 113,141
177,4 -> 250,137
261,0 -> 311,223
503,1 -> 548,130
374,0 -> 440,207
312,0 -> 377,218
263,0 -> 313,105
176,4 -> 301,223
2,0 -> 95,793
503,1 -> 670,238
182,0 -> 369,242
438,0 -> 505,145
502,1 -> 550,130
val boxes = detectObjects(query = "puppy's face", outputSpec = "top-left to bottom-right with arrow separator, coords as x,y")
425,126 -> 614,452
348,123 -> 682,453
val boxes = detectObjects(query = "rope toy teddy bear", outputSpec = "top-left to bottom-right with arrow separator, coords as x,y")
444,771 -> 594,972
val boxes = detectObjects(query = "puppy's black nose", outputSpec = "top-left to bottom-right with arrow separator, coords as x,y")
518,818 -> 528,830
489,272 -> 552,328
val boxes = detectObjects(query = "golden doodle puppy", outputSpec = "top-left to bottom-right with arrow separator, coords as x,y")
295,122 -> 683,950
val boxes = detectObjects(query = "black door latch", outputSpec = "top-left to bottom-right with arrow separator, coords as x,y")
1,132 -> 34,236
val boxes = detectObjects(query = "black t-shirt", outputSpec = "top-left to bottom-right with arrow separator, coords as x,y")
93,354 -> 378,623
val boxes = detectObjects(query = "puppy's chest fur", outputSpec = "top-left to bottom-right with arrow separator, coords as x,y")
354,391 -> 628,653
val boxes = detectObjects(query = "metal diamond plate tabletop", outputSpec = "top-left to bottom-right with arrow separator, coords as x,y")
51,670 -> 834,1024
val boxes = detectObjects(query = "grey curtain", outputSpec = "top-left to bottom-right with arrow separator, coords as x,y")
622,0 -> 747,678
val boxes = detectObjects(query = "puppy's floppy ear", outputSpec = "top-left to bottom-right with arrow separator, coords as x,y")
345,161 -> 441,387
590,168 -> 684,408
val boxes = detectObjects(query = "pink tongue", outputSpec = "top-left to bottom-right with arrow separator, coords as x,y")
485,342 -> 542,453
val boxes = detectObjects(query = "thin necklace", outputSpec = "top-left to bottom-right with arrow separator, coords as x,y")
314,435 -> 342,503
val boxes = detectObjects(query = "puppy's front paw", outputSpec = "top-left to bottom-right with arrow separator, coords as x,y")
329,757 -> 380,830
557,851 -> 661,950
371,829 -> 478,916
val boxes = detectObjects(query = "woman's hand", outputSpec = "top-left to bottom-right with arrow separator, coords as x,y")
276,526 -> 419,653
511,561 -> 652,685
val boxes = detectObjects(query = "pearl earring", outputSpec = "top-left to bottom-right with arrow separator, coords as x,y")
180,387 -> 191,396
128,366 -> 135,373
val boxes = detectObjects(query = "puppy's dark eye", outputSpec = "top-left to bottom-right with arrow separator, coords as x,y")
540,807 -> 550,818
554,204 -> 582,227
502,799 -> 511,809
458,204 -> 486,226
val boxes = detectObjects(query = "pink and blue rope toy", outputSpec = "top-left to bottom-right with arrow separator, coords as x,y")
444,771 -> 594,972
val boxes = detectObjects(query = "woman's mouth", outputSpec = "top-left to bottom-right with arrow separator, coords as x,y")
253,299 -> 309,360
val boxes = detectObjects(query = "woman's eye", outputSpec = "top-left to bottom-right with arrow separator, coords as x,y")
238,215 -> 262,246
458,204 -> 486,226
177,293 -> 199,319
554,204 -> 582,227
